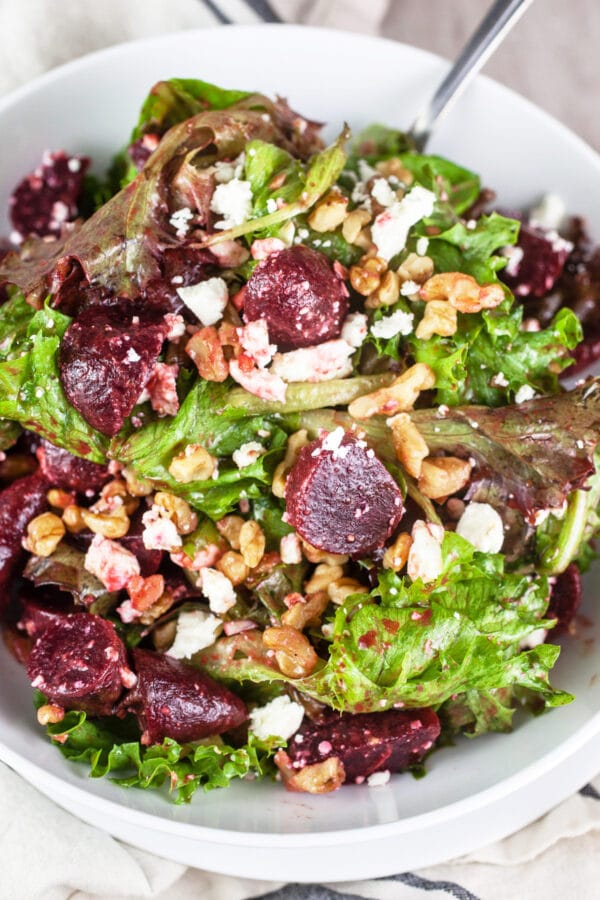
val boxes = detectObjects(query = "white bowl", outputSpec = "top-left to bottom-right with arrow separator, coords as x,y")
0,24 -> 599,883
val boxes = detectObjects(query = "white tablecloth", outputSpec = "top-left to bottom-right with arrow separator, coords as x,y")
1,2 -> 599,898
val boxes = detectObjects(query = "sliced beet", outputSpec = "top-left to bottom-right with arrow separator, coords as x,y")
0,472 -> 48,616
243,245 -> 348,350
10,150 -> 90,240
501,222 -> 571,299
287,708 -> 440,783
144,245 -> 218,314
36,439 -> 110,493
547,563 -> 582,634
58,299 -> 168,436
121,648 -> 247,744
27,613 -> 127,715
285,432 -> 404,557
18,589 -> 75,638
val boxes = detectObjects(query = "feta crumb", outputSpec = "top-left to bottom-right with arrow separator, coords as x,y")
210,178 -> 253,229
266,198 -> 278,214
141,506 -> 182,552
163,313 -> 186,340
367,770 -> 391,787
371,178 -> 397,207
370,309 -> 414,339
416,236 -> 429,256
169,206 -> 194,237
270,339 -> 354,383
321,427 -> 346,455
229,359 -> 287,402
407,520 -> 444,584
490,372 -> 509,388
238,318 -> 276,368
400,279 -> 420,297
84,535 -> 140,592
176,277 -> 229,326
67,157 -> 81,173
529,193 -> 566,232
251,237 -> 285,260
456,502 -> 504,553
213,153 -> 244,184
514,384 -> 536,404
232,441 -> 266,469
501,244 -> 524,278
519,627 -> 549,650
280,532 -> 302,564
371,186 -> 436,261
249,695 -> 305,741
341,312 -> 368,348
201,567 -> 237,614
357,159 -> 377,181
168,609 -> 223,659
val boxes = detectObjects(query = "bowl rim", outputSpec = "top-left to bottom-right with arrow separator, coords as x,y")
0,22 -> 599,847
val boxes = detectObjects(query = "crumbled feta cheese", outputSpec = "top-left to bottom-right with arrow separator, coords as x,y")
163,313 -> 186,340
266,198 -> 278,214
168,609 -> 223,659
201,567 -> 237,614
141,506 -> 182,552
515,384 -> 536,404
251,237 -> 285,260
501,245 -> 524,278
213,153 -> 244,184
407,520 -> 444,584
232,441 -> 266,469
229,359 -> 287,402
280,532 -> 302,564
67,157 -> 81,173
176,277 -> 229,326
491,372 -> 509,389
209,239 -> 250,268
371,178 -> 397,207
321,427 -> 348,459
400,279 -> 420,297
238,319 -> 276,368
370,309 -> 414,339
249,695 -> 305,741
84,534 -> 140,591
371,186 -> 436,261
529,193 -> 566,232
367,769 -> 391,787
210,178 -> 253,229
416,236 -> 429,256
125,347 -> 140,363
270,339 -> 354,383
357,159 -> 377,181
456,502 -> 504,553
145,362 -> 179,417
341,312 -> 368,348
169,207 -> 194,237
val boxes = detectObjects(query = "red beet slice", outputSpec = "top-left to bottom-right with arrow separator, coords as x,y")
58,299 -> 168,436
10,150 -> 89,240
287,708 -> 440,783
0,472 -> 48,616
243,245 -> 348,350
36,439 -> 110,493
501,222 -> 571,299
121,648 -> 247,744
285,432 -> 404,557
27,613 -> 128,715
18,589 -> 75,638
145,245 -> 218,314
547,563 -> 582,634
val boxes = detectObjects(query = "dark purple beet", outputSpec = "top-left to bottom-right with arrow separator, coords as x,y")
58,299 -> 168,436
243,245 -> 348,350
17,589 -> 75,638
287,708 -> 440,783
144,245 -> 219,314
127,133 -> 160,171
501,222 -> 571,299
121,648 -> 248,744
570,335 -> 600,373
27,613 -> 128,715
10,150 -> 89,240
36,439 -> 110,493
285,432 -> 404,557
0,472 -> 48,616
547,563 -> 582,634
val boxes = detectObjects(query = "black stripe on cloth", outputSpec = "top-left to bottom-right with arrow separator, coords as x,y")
250,886 -> 368,900
243,0 -> 283,22
199,0 -> 233,24
580,783 -> 600,800
383,872 -> 481,900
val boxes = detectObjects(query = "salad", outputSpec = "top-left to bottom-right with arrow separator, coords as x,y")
0,77 -> 598,801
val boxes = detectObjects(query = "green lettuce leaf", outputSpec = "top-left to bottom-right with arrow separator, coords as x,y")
41,706 -> 278,803
23,544 -> 118,614
196,533 -> 571,718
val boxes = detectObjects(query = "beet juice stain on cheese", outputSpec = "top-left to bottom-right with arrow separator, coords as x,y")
0,77 -> 598,800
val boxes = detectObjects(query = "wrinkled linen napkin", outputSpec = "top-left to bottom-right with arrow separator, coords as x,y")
0,2 -> 598,899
